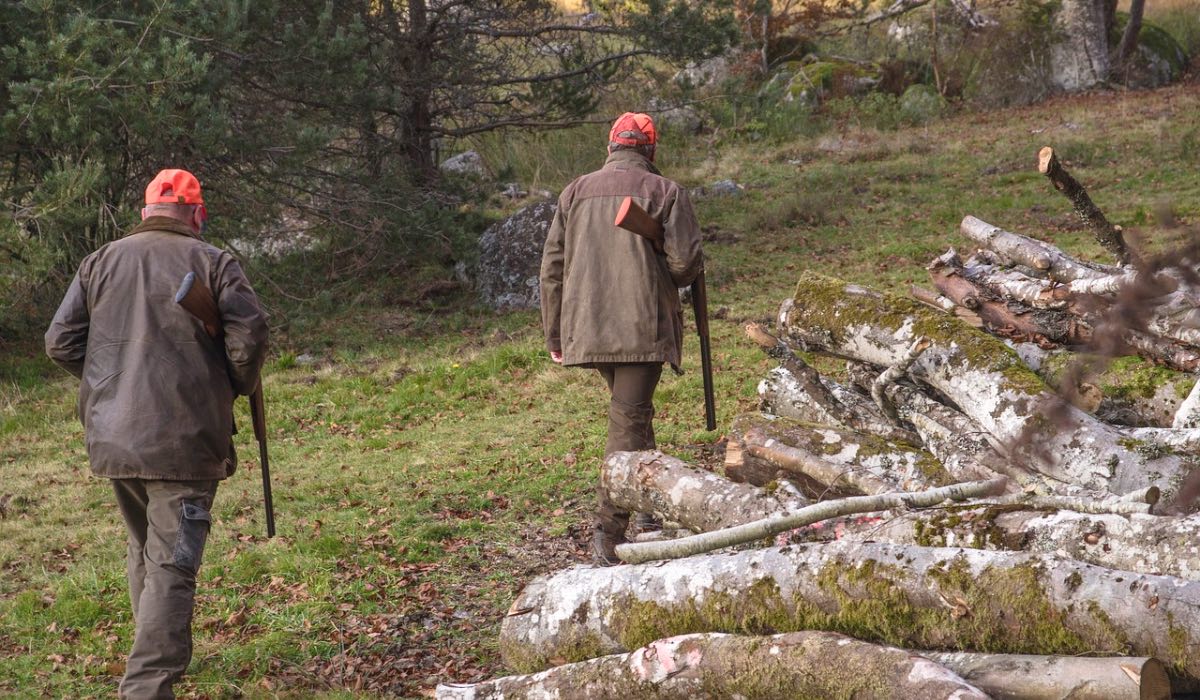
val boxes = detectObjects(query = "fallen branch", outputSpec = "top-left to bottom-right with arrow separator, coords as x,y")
1038,146 -> 1131,264
614,478 -> 1005,564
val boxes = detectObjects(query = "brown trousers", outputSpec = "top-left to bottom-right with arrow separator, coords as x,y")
594,362 -> 663,536
112,478 -> 218,700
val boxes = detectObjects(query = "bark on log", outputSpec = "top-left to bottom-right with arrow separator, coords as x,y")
441,632 -> 988,699
911,285 -> 984,326
499,540 -> 1200,678
923,651 -> 1169,700
615,479 -> 1006,564
725,414 -> 946,497
960,215 -> 1117,283
1038,146 -> 1131,264
928,250 -> 1088,346
779,273 -> 1196,503
829,507 -> 1200,580
601,450 -> 809,534
756,366 -> 919,444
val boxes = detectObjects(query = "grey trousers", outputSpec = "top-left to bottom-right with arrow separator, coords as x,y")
594,362 -> 663,536
112,478 -> 218,700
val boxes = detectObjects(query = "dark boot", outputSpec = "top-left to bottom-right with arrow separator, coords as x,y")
630,512 -> 661,534
591,529 -> 624,567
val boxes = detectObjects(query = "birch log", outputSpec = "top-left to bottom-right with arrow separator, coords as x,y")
601,450 -> 808,533
725,413 -> 946,496
924,651 -> 1169,700
499,541 -> 1200,678
756,366 -> 917,443
442,632 -> 988,699
779,273 -> 1197,503
959,215 -> 1117,283
830,507 -> 1200,580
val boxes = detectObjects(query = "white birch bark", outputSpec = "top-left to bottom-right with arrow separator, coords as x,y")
500,541 -> 1200,677
442,632 -> 988,699
922,652 -> 1169,700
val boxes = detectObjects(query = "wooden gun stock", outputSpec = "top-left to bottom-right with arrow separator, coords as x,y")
174,272 -> 276,537
614,197 -> 717,431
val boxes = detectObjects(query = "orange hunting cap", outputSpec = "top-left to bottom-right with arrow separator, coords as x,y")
145,169 -> 204,205
608,112 -> 657,146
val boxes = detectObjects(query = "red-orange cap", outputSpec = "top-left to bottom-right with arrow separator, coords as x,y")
145,169 -> 204,205
608,112 -> 657,146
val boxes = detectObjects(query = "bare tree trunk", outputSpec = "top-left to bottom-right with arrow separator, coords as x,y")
614,479 -> 1005,564
1050,0 -> 1112,90
1115,0 -> 1146,70
923,651 -> 1170,700
1038,146 -> 1131,263
499,540 -> 1200,677
443,632 -> 987,699
601,450 -> 809,534
779,273 -> 1195,502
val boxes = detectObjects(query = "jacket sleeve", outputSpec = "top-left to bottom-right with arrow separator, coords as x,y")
661,185 -> 703,288
44,271 -> 90,379
214,256 -> 269,396
539,197 -> 568,354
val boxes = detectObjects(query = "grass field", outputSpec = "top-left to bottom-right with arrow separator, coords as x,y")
3,78 -> 1200,698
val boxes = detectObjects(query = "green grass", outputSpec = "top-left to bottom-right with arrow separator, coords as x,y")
4,80 -> 1200,697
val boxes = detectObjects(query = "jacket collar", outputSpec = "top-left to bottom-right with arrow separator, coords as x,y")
128,216 -> 202,241
603,149 -> 662,176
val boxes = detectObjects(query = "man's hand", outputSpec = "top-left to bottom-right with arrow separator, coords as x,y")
550,350 -> 563,364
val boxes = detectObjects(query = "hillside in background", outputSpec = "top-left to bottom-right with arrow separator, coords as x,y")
3,74 -> 1200,696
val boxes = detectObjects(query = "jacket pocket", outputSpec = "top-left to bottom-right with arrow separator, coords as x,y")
172,501 -> 212,576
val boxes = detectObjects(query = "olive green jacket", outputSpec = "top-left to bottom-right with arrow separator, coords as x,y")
45,217 -> 269,480
540,150 -> 703,368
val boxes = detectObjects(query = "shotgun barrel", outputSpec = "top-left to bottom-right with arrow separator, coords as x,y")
175,272 -> 276,537
614,196 -> 717,430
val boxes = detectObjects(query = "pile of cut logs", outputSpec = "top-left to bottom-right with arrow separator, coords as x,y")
438,150 -> 1200,699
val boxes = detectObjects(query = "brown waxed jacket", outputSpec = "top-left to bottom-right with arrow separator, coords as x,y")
45,217 -> 269,480
540,149 -> 703,368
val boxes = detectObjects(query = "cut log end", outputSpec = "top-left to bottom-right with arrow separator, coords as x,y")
1037,146 -> 1056,175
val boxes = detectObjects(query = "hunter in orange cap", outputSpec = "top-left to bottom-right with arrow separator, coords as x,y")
46,166 -> 267,697
540,112 -> 703,565
142,169 -> 208,235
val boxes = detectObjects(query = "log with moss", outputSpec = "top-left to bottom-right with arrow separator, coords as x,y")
440,631 -> 988,699
601,450 -> 809,534
825,506 -> 1200,579
778,273 -> 1197,503
723,413 -> 948,497
499,540 -> 1200,678
1033,352 -> 1194,428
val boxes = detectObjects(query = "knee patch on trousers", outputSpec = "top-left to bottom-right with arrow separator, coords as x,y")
172,502 -> 212,576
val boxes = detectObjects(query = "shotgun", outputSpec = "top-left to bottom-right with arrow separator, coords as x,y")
614,196 -> 717,431
174,271 -> 276,538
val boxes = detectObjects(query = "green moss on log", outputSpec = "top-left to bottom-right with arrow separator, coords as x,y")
1103,356 -> 1180,399
791,273 -> 1047,396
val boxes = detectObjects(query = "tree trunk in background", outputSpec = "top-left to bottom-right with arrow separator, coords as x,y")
1050,0 -> 1111,91
1116,0 -> 1146,69
498,541 -> 1200,678
442,632 -> 988,699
